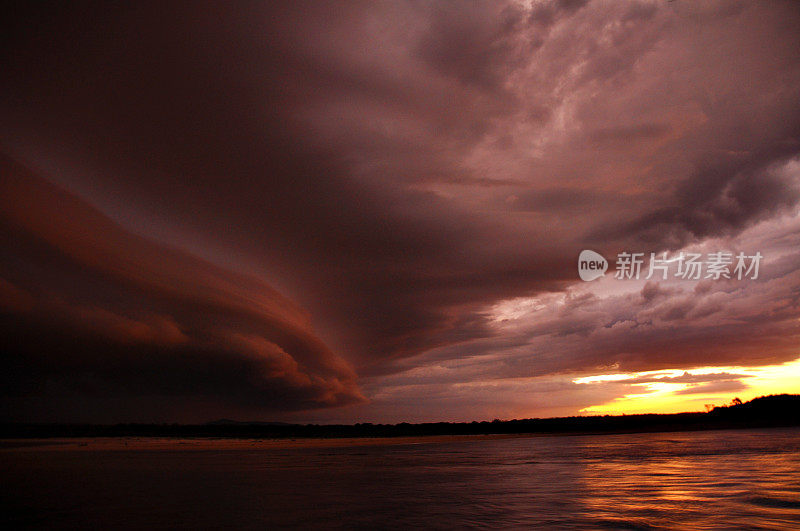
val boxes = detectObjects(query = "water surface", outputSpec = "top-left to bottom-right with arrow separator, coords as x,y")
3,428 -> 799,529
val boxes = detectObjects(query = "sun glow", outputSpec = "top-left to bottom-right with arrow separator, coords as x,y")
575,357 -> 800,415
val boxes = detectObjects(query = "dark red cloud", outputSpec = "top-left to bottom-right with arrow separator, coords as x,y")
1,1 -> 799,421
0,155 -> 362,421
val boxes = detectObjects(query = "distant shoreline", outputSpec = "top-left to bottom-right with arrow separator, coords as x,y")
2,394 -> 798,443
4,426 -> 800,453
0,433 -> 529,452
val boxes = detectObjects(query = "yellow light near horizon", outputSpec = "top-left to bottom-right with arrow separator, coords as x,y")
576,357 -> 800,416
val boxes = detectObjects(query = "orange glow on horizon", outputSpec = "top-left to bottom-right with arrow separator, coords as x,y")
575,357 -> 800,416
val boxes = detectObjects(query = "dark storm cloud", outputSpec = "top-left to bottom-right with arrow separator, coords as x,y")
1,0 -> 580,374
1,0 -> 799,420
0,155 -> 362,421
595,152 -> 800,248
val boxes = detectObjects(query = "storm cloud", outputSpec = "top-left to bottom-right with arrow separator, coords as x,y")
1,0 -> 799,421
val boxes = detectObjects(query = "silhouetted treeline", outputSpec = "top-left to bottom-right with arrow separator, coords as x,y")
2,394 -> 798,440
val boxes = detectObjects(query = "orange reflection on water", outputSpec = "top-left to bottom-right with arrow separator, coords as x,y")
575,433 -> 800,530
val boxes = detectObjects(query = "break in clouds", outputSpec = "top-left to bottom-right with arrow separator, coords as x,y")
1,0 -> 799,421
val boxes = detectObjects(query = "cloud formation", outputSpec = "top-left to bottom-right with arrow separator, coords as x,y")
0,155 -> 362,421
1,0 -> 799,420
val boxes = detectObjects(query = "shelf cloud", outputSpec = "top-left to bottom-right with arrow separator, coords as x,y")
1,0 -> 799,421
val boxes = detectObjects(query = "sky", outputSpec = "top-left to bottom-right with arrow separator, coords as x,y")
1,0 -> 799,423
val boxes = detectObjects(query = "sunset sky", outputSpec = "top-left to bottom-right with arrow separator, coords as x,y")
1,0 -> 799,423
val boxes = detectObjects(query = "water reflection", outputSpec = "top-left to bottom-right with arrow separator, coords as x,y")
2,428 -> 799,529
